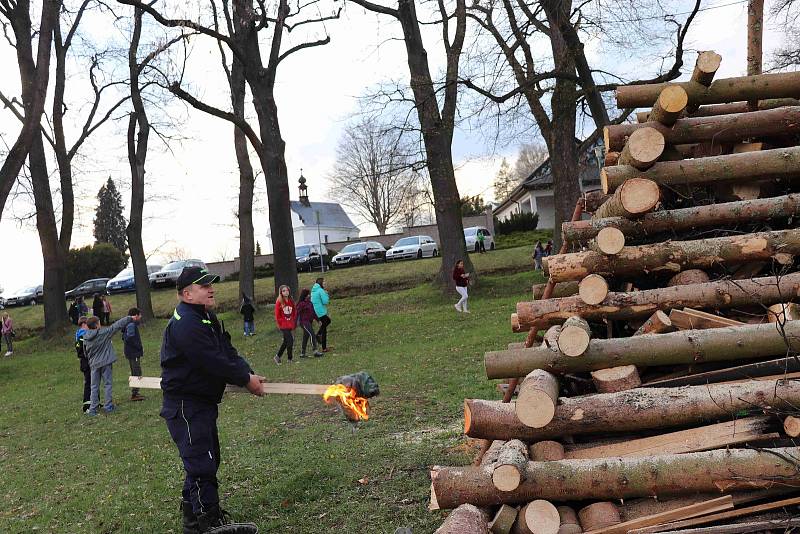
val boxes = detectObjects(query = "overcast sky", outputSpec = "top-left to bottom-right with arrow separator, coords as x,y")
0,0 -> 789,292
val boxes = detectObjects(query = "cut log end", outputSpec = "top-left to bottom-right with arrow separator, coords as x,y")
768,303 -> 800,324
493,464 -> 523,492
578,502 -> 622,531
490,504 -> 519,534
596,227 -> 626,255
579,274 -> 609,305
556,506 -> 581,534
591,365 -> 642,393
784,415 -> 800,438
648,85 -> 689,126
668,269 -> 710,287
618,127 -> 665,169
530,441 -> 565,461
692,50 -> 723,87
516,370 -> 559,428
516,500 -> 560,534
558,316 -> 592,358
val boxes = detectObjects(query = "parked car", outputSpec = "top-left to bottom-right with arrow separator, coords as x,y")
5,285 -> 43,306
295,244 -> 330,272
106,265 -> 162,294
65,278 -> 111,300
464,226 -> 495,252
330,242 -> 386,267
386,235 -> 438,261
149,259 -> 207,289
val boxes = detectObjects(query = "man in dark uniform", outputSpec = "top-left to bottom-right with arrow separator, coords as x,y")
160,266 -> 265,533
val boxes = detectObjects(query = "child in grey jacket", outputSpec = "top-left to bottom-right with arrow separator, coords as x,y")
83,314 -> 133,415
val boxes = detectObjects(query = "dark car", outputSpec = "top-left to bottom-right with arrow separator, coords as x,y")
5,285 -> 44,306
149,259 -> 207,289
330,241 -> 386,267
65,278 -> 111,300
106,265 -> 162,294
295,244 -> 330,272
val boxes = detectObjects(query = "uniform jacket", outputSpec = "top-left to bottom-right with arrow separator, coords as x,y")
160,301 -> 252,405
274,297 -> 296,330
123,321 -> 144,359
311,283 -> 329,317
83,316 -> 132,369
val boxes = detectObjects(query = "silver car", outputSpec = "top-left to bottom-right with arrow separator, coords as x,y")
149,259 -> 207,289
4,285 -> 43,306
386,235 -> 438,260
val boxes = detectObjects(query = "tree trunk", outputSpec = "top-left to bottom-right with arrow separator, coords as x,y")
516,272 -> 800,328
747,0 -> 764,109
231,56 -> 255,301
464,380 -> 800,441
616,72 -> 800,109
543,228 -> 800,283
605,106 -> 800,153
490,319 -> 800,378
564,193 -> 800,244
434,503 -> 489,534
127,7 -> 154,321
602,146 -> 800,194
634,98 -> 800,123
431,447 -> 800,509
52,22 -> 74,252
592,178 -> 660,220
0,0 -> 60,223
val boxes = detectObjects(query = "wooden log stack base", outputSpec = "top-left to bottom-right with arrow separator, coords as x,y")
591,365 -> 641,393
647,86 -> 689,126
530,441 -> 565,461
434,503 -> 490,534
618,127 -> 666,168
634,98 -> 800,122
543,228 -> 800,284
592,178 -> 660,219
515,370 -> 559,428
514,271 -> 800,329
430,447 -> 800,509
562,193 -> 800,244
464,379 -> 800,441
579,502 -> 622,531
578,274 -> 609,305
557,506 -> 581,534
556,316 -> 592,357
493,440 -> 530,492
601,146 -> 800,194
490,505 -> 519,534
616,71 -> 800,109
594,227 -> 626,255
513,500 -> 560,534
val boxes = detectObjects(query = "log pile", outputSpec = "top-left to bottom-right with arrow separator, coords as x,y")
432,50 -> 800,533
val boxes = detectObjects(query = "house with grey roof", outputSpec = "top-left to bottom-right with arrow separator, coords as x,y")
493,139 -> 602,229
265,174 -> 359,251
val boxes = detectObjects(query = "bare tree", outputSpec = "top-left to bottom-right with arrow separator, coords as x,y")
770,0 -> 800,70
514,143 -> 548,182
328,118 -> 419,235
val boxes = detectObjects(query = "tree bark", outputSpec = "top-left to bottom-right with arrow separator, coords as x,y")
516,272 -> 800,328
533,281 -> 578,300
616,72 -> 800,109
635,98 -> 800,123
464,381 -> 795,441
492,439 -> 529,492
592,178 -> 660,220
432,447 -> 800,509
490,504 -> 518,534
434,503 -> 490,534
602,146 -> 800,194
487,319 -> 800,378
543,228 -> 800,283
564,194 -> 800,244
747,0 -> 764,109
605,106 -> 800,153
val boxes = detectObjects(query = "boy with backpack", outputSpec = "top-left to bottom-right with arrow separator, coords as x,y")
123,307 -> 145,402
75,316 -> 91,413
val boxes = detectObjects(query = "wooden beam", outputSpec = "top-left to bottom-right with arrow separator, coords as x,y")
641,356 -> 800,388
584,496 -> 734,534
129,376 -> 330,395
640,518 -> 800,534
669,308 -> 744,330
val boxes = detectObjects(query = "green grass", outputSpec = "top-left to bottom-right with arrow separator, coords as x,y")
0,246 -> 546,533
494,229 -> 552,250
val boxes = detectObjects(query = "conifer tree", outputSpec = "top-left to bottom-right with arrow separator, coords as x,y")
94,177 -> 128,252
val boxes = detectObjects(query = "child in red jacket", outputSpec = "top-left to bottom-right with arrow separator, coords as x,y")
274,285 -> 296,364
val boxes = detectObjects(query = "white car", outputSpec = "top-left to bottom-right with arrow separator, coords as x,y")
386,235 -> 438,260
464,226 -> 495,252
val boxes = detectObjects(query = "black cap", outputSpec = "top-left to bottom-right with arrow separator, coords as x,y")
176,266 -> 219,291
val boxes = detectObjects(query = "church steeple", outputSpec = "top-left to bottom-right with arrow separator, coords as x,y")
298,170 -> 310,206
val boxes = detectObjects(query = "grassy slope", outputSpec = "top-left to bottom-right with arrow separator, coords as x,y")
0,244 -> 546,533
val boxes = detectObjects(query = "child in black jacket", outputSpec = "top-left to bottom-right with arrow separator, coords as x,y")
123,307 -> 145,401
75,316 -> 90,413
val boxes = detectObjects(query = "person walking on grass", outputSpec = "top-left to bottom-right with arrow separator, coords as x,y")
274,285 -> 296,365
311,277 -> 332,352
160,266 -> 263,533
123,307 -> 145,402
452,260 -> 471,313
477,229 -> 486,253
83,314 -> 134,416
75,316 -> 91,412
2,311 -> 14,356
240,293 -> 256,336
532,241 -> 545,270
297,288 -> 322,358
102,295 -> 112,325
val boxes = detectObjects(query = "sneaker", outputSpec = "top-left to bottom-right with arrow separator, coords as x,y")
84,409 -> 98,416
273,355 -> 281,365
104,403 -> 116,413
130,394 -> 145,402
197,508 -> 258,534
3,351 -> 11,356
454,304 -> 462,313
313,351 -> 323,357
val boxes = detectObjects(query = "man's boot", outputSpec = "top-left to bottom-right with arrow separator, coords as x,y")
197,506 -> 258,534
181,500 -> 200,534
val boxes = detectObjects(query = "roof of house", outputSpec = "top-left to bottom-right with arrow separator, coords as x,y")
290,201 -> 358,229
493,138 -> 603,215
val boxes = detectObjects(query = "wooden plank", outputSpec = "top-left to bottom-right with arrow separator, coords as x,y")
719,371 -> 800,385
669,308 -> 744,330
643,518 -> 800,534
564,417 -> 771,460
630,495 -> 800,533
641,357 -> 800,388
128,376 -> 330,395
585,496 -> 734,534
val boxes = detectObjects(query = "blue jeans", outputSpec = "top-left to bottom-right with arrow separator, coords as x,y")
243,321 -> 255,335
89,364 -> 114,413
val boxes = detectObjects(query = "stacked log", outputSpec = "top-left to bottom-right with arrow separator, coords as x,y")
433,50 -> 800,533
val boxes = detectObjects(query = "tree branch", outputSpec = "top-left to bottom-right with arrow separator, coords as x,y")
349,0 -> 398,19
277,35 -> 330,65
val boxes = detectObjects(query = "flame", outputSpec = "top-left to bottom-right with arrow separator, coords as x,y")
323,384 -> 370,421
